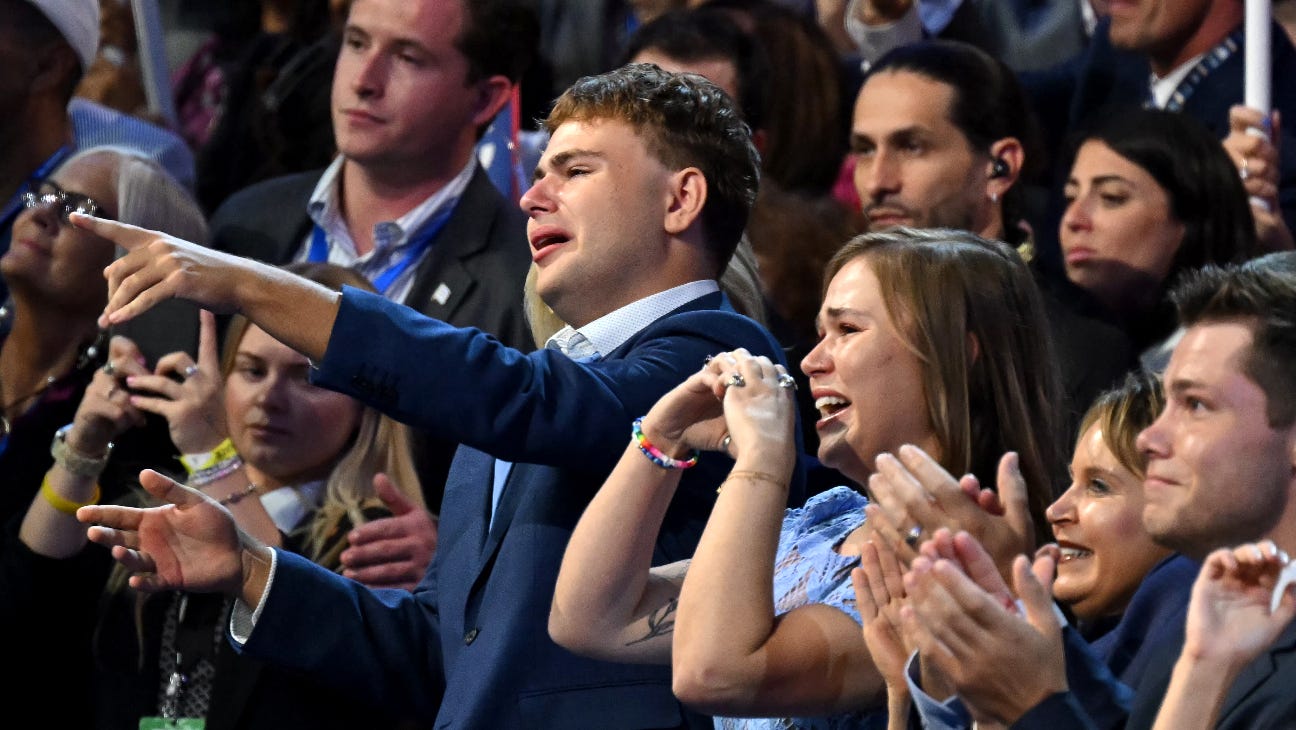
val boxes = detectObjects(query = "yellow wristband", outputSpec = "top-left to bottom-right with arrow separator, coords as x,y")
181,437 -> 238,475
41,474 -> 101,515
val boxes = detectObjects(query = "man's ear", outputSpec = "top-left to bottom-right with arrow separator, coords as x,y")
469,75 -> 516,131
986,137 -> 1025,199
663,167 -> 708,236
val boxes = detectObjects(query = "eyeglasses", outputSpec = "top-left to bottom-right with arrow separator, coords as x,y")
20,181 -> 105,225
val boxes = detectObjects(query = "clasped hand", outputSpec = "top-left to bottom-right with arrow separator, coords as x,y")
639,348 -> 797,466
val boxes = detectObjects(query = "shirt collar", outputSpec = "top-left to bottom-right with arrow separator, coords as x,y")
1148,52 -> 1206,109
258,480 -> 326,533
306,155 -> 477,257
544,280 -> 720,358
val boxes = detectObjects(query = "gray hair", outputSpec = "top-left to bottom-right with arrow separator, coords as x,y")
60,145 -> 208,243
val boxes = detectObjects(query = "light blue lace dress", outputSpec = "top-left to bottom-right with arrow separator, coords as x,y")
714,486 -> 886,730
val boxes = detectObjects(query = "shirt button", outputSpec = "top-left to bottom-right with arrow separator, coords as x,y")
464,628 -> 480,645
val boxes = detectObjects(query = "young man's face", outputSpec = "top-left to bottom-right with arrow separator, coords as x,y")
331,0 -> 487,172
519,118 -> 683,328
1137,320 -> 1296,556
850,70 -> 992,236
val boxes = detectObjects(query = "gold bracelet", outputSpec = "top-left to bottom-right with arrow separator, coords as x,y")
716,469 -> 786,494
40,473 -> 101,515
218,482 -> 260,506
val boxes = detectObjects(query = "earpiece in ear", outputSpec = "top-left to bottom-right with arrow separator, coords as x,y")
989,157 -> 1010,179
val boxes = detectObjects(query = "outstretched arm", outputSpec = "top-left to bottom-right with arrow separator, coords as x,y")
1153,541 -> 1296,730
72,214 -> 340,362
79,468 -> 273,606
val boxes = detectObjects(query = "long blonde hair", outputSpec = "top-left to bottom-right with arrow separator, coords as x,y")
220,262 -> 424,565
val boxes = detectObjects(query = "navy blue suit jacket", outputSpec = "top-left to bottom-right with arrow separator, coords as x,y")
240,286 -> 804,729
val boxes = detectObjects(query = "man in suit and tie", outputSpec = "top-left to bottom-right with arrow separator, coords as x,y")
207,0 -> 539,519
73,62 -> 803,729
889,254 -> 1296,729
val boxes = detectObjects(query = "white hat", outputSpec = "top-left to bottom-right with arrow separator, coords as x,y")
26,0 -> 101,73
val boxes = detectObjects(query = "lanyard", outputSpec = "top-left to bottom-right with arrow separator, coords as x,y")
0,145 -> 73,234
307,204 -> 454,294
1152,26 -> 1244,113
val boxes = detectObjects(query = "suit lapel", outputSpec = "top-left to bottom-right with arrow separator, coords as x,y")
403,166 -> 504,318
479,461 -> 530,570
464,289 -> 729,581
1216,619 -> 1296,723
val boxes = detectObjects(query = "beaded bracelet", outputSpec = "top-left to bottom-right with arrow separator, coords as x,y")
716,469 -> 785,494
631,417 -> 699,470
41,474 -> 101,515
189,454 -> 244,487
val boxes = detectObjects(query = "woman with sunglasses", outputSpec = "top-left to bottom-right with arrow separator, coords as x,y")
0,145 -> 206,525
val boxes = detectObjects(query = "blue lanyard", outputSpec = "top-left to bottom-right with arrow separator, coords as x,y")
1151,26 -> 1244,113
0,144 -> 73,233
308,204 -> 454,294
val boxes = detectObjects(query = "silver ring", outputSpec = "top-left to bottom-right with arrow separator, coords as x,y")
723,372 -> 745,388
776,373 -> 797,391
101,360 -> 116,377
1241,156 -> 1251,181
721,434 -> 732,452
183,364 -> 200,379
903,525 -> 923,548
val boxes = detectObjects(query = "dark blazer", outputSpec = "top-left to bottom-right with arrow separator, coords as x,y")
208,163 -> 533,509
1018,619 -> 1296,730
1008,555 -> 1296,730
241,286 -> 805,729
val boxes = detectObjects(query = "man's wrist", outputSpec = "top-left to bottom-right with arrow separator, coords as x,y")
239,543 -> 274,606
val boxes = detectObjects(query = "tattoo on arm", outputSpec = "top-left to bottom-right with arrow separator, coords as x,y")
626,598 -> 677,646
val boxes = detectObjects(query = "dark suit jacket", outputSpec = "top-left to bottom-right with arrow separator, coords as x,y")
208,163 -> 533,510
1007,555 -> 1296,730
241,286 -> 805,729
1018,620 -> 1296,730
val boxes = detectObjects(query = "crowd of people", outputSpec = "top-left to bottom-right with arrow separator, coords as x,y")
4,0 -> 1296,728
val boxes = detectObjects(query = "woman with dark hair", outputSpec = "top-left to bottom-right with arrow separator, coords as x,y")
550,227 -> 1064,728
1060,108 -> 1257,361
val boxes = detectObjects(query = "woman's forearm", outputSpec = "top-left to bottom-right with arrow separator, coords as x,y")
550,440 -> 685,663
21,464 -> 100,558
1152,654 -> 1242,730
672,446 -> 794,704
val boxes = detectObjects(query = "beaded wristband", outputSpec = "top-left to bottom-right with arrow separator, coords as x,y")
631,417 -> 699,470
51,424 -> 112,478
189,454 -> 244,487
181,437 -> 239,475
41,474 -> 101,515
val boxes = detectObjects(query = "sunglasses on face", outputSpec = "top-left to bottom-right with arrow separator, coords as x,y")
20,180 -> 108,225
